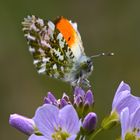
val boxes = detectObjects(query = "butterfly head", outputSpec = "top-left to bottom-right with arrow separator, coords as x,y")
78,55 -> 93,77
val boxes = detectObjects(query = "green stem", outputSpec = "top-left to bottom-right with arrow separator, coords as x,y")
88,128 -> 103,140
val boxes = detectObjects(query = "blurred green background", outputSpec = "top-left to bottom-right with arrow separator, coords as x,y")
0,0 -> 140,139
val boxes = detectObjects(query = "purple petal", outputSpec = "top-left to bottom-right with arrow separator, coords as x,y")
74,86 -> 85,97
46,92 -> 57,105
115,81 -> 130,94
33,104 -> 59,139
130,106 -> 140,132
67,135 -> 77,140
9,114 -> 35,135
112,81 -> 131,110
47,92 -> 56,102
59,105 -> 80,135
60,98 -> 68,108
120,107 -> 130,139
74,95 -> 83,106
28,134 -> 46,140
112,90 -> 130,111
83,112 -> 97,132
115,94 -> 140,115
85,90 -> 94,105
62,93 -> 70,102
44,97 -> 51,104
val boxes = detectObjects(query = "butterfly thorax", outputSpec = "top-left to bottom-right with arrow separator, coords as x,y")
64,55 -> 93,86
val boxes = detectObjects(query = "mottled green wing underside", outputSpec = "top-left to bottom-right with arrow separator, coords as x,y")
22,15 -> 75,79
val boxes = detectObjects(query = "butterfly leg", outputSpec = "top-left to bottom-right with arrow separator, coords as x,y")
71,78 -> 80,86
71,78 -> 91,89
81,79 -> 91,88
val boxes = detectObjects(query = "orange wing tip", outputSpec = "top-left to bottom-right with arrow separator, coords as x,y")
55,17 -> 77,48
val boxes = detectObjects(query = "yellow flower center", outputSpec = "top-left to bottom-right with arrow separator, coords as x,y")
52,128 -> 70,140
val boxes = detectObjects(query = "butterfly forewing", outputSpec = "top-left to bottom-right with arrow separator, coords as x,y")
22,15 -> 75,79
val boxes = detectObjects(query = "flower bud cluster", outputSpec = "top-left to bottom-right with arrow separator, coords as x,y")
9,87 -> 97,139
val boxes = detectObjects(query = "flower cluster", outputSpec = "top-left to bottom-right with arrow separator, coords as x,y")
112,81 -> 140,140
9,82 -> 140,140
101,81 -> 140,140
9,87 -> 97,140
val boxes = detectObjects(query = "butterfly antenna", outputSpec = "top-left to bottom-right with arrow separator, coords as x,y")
90,52 -> 114,59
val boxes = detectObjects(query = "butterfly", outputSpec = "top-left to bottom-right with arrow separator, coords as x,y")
22,16 -> 106,87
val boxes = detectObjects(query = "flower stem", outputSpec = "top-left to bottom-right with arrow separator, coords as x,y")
89,128 -> 103,140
